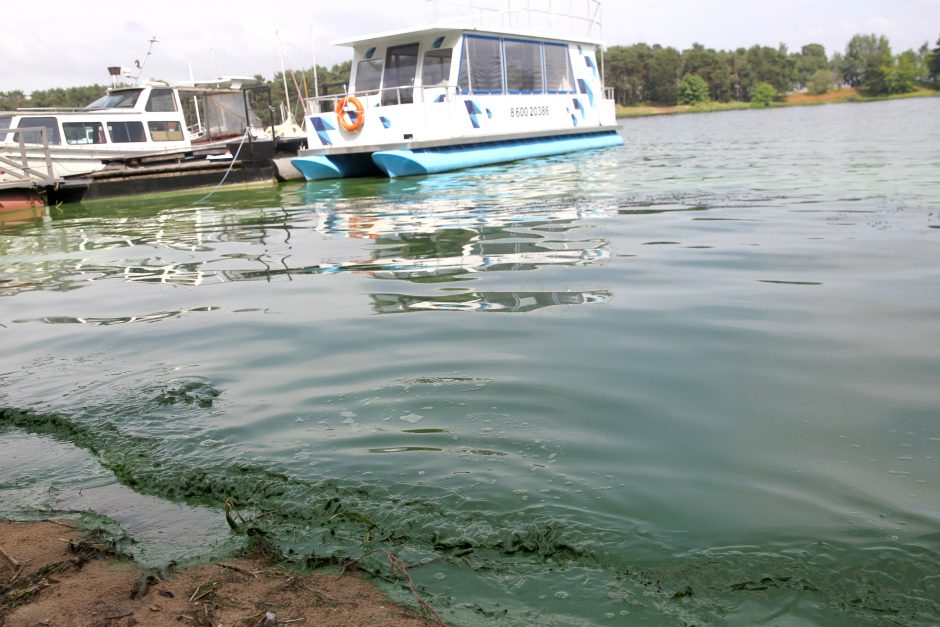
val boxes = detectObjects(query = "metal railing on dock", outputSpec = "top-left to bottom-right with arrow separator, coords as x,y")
0,127 -> 58,188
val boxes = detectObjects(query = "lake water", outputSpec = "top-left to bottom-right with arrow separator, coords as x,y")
2,97 -> 939,625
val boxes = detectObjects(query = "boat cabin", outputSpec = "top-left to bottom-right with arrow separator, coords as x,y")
0,83 -> 263,152
311,24 -> 602,113
292,0 -> 621,179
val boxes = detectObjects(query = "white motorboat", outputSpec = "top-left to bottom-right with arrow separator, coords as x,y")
0,78 -> 276,180
292,0 -> 622,180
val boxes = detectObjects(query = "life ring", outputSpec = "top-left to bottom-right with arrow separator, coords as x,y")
336,95 -> 365,132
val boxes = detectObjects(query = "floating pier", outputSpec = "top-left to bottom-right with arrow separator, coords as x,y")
0,126 -> 60,209
1,135 -> 305,205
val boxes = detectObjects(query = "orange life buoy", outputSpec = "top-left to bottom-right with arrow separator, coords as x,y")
335,95 -> 365,132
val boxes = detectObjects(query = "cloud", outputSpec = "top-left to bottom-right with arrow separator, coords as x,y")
2,0 -> 938,93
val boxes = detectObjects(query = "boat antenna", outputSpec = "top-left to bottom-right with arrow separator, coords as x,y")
276,31 -> 294,124
134,36 -> 159,86
309,26 -> 319,100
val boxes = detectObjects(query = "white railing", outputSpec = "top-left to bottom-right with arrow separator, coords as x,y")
304,84 -> 460,114
0,127 -> 57,185
428,0 -> 603,39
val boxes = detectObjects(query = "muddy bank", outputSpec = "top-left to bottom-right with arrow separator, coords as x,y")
0,519 -> 441,626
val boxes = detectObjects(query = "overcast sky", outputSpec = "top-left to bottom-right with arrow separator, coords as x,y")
2,0 -> 938,93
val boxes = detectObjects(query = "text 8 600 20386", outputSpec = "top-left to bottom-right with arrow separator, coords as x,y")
508,105 -> 550,118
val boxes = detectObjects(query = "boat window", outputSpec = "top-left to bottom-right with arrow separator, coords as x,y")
148,121 -> 185,141
85,89 -> 143,109
382,43 -> 420,105
12,117 -> 61,144
504,40 -> 543,93
107,121 -> 147,143
63,121 -> 106,145
355,59 -> 383,94
201,92 -> 259,140
544,43 -> 574,93
145,89 -> 177,112
421,48 -> 452,87
458,36 -> 503,94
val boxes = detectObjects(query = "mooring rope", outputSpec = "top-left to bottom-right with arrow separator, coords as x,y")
193,128 -> 251,204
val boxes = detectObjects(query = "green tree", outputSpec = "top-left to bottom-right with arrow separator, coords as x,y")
18,85 -> 107,109
678,73 -> 709,105
829,51 -> 845,86
916,43 -> 930,82
0,90 -> 30,110
605,44 -> 653,104
682,43 -> 732,101
808,69 -> 833,94
842,34 -> 892,90
794,43 -> 828,89
603,45 -> 633,104
751,81 -> 777,105
928,36 -> 940,81
647,45 -> 682,105
887,50 -> 919,93
745,45 -> 794,96
601,43 -> 681,105
728,47 -> 756,100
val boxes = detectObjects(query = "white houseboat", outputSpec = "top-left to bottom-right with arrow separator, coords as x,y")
291,0 -> 622,180
0,79 -> 270,180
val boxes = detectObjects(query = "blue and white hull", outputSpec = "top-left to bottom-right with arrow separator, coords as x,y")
293,16 -> 623,180
370,130 -> 623,177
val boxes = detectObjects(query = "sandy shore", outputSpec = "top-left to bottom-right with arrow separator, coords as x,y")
0,519 -> 441,626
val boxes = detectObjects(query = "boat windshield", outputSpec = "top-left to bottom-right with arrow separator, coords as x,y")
85,89 -> 144,110
382,43 -> 420,105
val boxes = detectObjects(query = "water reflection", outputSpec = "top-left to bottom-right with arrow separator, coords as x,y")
1,185 -> 612,314
27,307 -> 219,326
370,289 -> 610,313
0,205 -> 45,234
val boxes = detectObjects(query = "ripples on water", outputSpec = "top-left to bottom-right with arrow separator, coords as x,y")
2,98 -> 940,624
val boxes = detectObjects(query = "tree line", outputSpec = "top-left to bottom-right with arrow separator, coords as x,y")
607,34 -> 940,106
1,35 -> 938,113
0,62 -> 352,117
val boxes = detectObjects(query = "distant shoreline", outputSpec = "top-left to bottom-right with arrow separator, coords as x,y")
615,87 -> 940,118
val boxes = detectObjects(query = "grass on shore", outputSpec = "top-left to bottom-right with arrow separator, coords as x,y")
615,87 -> 940,118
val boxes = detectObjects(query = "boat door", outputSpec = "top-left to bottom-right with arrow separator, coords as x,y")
419,45 -> 453,103
381,43 -> 419,106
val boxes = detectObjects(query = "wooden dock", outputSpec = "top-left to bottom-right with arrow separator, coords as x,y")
0,127 -> 59,209
1,134 -> 304,205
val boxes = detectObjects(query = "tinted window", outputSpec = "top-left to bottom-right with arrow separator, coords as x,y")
355,59 -> 383,93
13,117 -> 60,144
544,43 -> 574,93
85,90 -> 143,109
107,121 -> 146,143
458,36 -> 503,94
146,88 -> 177,112
148,121 -> 184,141
504,40 -> 543,93
383,43 -> 420,105
63,121 -> 106,145
422,49 -> 452,86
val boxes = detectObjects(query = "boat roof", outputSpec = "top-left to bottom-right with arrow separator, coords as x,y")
331,23 -> 604,48
107,78 -> 256,91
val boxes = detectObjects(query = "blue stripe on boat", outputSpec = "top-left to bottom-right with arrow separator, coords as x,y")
371,131 -> 623,178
